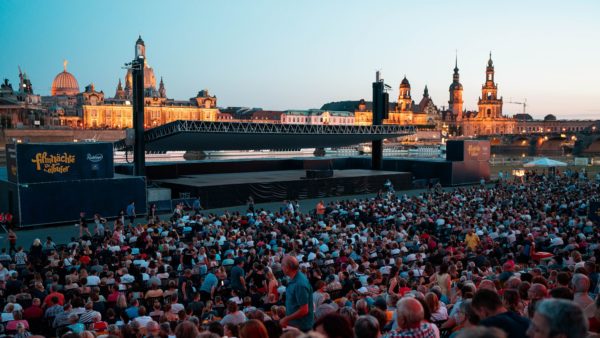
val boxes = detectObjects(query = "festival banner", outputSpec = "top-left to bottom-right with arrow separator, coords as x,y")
13,142 -> 114,183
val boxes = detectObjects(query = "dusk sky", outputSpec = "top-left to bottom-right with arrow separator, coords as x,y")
1,0 -> 599,119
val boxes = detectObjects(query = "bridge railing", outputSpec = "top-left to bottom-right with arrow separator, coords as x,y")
167,120 -> 416,134
113,120 -> 417,150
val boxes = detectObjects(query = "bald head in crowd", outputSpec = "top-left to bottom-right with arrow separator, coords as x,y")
528,283 -> 549,300
282,255 -> 300,278
396,298 -> 425,329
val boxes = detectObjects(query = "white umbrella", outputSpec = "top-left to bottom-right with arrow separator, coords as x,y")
523,157 -> 567,168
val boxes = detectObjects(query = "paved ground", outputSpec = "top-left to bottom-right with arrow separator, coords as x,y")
1,185 -> 459,250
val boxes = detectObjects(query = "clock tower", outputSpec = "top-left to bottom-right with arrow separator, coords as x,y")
448,55 -> 463,121
477,52 -> 503,119
397,76 -> 412,112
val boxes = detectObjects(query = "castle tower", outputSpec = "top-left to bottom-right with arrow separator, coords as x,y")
477,52 -> 503,118
397,76 -> 412,112
448,55 -> 463,120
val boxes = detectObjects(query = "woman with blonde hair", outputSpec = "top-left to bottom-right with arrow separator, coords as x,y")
115,294 -> 128,317
425,292 -> 448,322
430,262 -> 452,301
266,269 -> 279,304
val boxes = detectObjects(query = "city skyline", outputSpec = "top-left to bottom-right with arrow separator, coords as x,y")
1,0 -> 599,119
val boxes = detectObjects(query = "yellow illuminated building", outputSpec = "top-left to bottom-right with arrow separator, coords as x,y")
460,53 -> 515,136
354,100 -> 373,126
82,90 -> 219,129
384,79 -> 440,126
73,36 -> 220,129
348,82 -> 441,127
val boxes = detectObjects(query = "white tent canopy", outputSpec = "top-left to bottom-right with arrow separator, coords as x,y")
524,157 -> 567,168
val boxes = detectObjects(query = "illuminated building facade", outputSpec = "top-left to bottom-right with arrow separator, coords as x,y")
515,115 -> 597,133
354,99 -> 372,126
39,36 -> 220,129
281,110 -> 355,125
384,77 -> 441,125
82,89 -> 218,128
447,54 -> 516,136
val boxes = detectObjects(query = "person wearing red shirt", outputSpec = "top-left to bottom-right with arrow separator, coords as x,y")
23,298 -> 43,321
43,286 -> 65,307
79,255 -> 91,266
316,201 -> 326,220
107,284 -> 121,303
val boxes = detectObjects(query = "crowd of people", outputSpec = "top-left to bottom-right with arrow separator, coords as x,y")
0,169 -> 599,338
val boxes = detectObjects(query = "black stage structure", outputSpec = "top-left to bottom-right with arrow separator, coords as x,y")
118,140 -> 490,210
155,169 -> 412,209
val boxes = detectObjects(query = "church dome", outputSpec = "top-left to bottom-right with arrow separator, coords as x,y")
400,76 -> 410,87
125,65 -> 157,91
51,61 -> 79,96
544,114 -> 557,121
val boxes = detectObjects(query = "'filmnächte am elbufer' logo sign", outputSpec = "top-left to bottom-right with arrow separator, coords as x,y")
31,152 -> 76,174
11,143 -> 114,183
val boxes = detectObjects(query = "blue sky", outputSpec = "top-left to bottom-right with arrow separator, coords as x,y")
1,0 -> 599,119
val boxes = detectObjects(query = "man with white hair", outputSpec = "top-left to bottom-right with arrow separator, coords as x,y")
526,299 -> 588,338
383,297 -> 438,338
571,273 -> 594,310
145,320 -> 161,338
280,255 -> 314,332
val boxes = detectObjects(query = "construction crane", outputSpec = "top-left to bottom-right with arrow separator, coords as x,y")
507,98 -> 527,115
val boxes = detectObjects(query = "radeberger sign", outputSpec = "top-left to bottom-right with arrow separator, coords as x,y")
31,152 -> 76,174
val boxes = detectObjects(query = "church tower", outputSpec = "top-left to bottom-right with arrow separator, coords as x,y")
158,77 -> 166,98
115,79 -> 126,99
477,52 -> 503,118
448,55 -> 463,120
124,75 -> 132,99
397,76 -> 412,112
